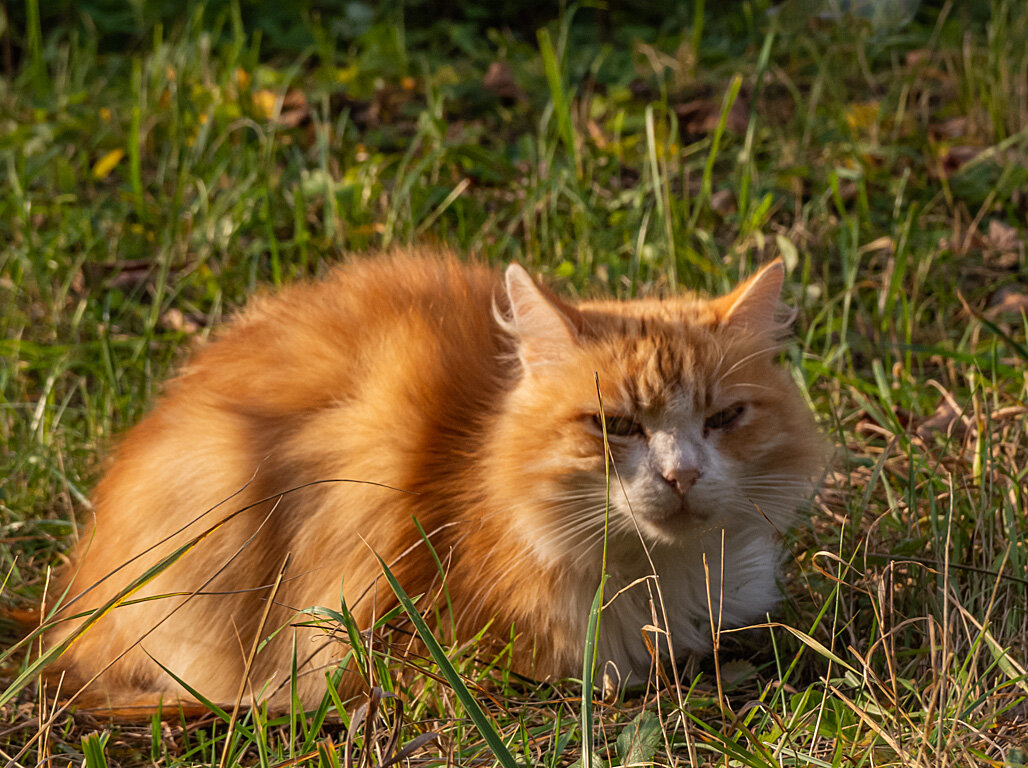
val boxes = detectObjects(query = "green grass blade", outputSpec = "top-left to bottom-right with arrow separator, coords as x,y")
146,653 -> 237,724
537,27 -> 581,179
374,553 -> 519,768
698,74 -> 741,216
81,731 -> 111,768
579,576 -> 606,768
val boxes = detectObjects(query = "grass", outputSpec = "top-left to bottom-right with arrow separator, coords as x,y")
2,0 -> 1027,765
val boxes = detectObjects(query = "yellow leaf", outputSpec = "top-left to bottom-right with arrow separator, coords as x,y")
92,149 -> 125,180
334,64 -> 358,84
253,89 -> 277,120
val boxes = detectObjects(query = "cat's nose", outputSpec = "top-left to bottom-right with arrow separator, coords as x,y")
663,466 -> 701,496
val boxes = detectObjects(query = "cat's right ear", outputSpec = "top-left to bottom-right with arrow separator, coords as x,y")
503,264 -> 582,373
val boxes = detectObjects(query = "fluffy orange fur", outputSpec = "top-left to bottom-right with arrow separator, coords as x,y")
47,249 -> 822,710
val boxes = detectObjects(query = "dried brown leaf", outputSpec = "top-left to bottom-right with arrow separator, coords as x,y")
916,397 -> 970,440
986,286 -> 1028,318
986,219 -> 1020,252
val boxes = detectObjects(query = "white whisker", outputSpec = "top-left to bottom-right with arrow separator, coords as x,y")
713,343 -> 782,386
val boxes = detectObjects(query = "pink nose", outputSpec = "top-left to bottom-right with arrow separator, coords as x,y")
663,466 -> 701,496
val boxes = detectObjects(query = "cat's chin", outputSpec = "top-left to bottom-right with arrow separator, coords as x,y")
626,500 -> 713,544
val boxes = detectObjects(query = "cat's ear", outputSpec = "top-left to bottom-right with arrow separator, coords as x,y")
503,264 -> 581,372
715,259 -> 789,333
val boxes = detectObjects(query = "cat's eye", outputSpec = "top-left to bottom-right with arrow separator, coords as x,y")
704,403 -> 745,433
593,413 -> 644,438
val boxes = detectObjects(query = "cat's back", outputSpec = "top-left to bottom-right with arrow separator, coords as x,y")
177,249 -> 508,417
85,249 -> 510,568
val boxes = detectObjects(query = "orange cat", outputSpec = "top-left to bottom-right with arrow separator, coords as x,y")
46,249 -> 822,710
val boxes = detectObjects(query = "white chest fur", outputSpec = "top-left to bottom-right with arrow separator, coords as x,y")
593,525 -> 782,684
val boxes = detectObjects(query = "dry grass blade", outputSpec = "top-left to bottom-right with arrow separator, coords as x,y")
374,554 -> 519,768
377,731 -> 440,768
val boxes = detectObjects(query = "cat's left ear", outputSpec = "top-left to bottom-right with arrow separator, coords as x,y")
715,259 -> 789,333
503,264 -> 582,373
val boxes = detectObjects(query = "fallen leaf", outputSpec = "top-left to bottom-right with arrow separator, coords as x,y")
252,89 -> 277,120
719,659 -> 757,685
916,397 -> 970,440
615,710 -> 661,766
601,666 -> 620,703
986,219 -> 1020,252
986,286 -> 1028,318
92,149 -> 125,180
